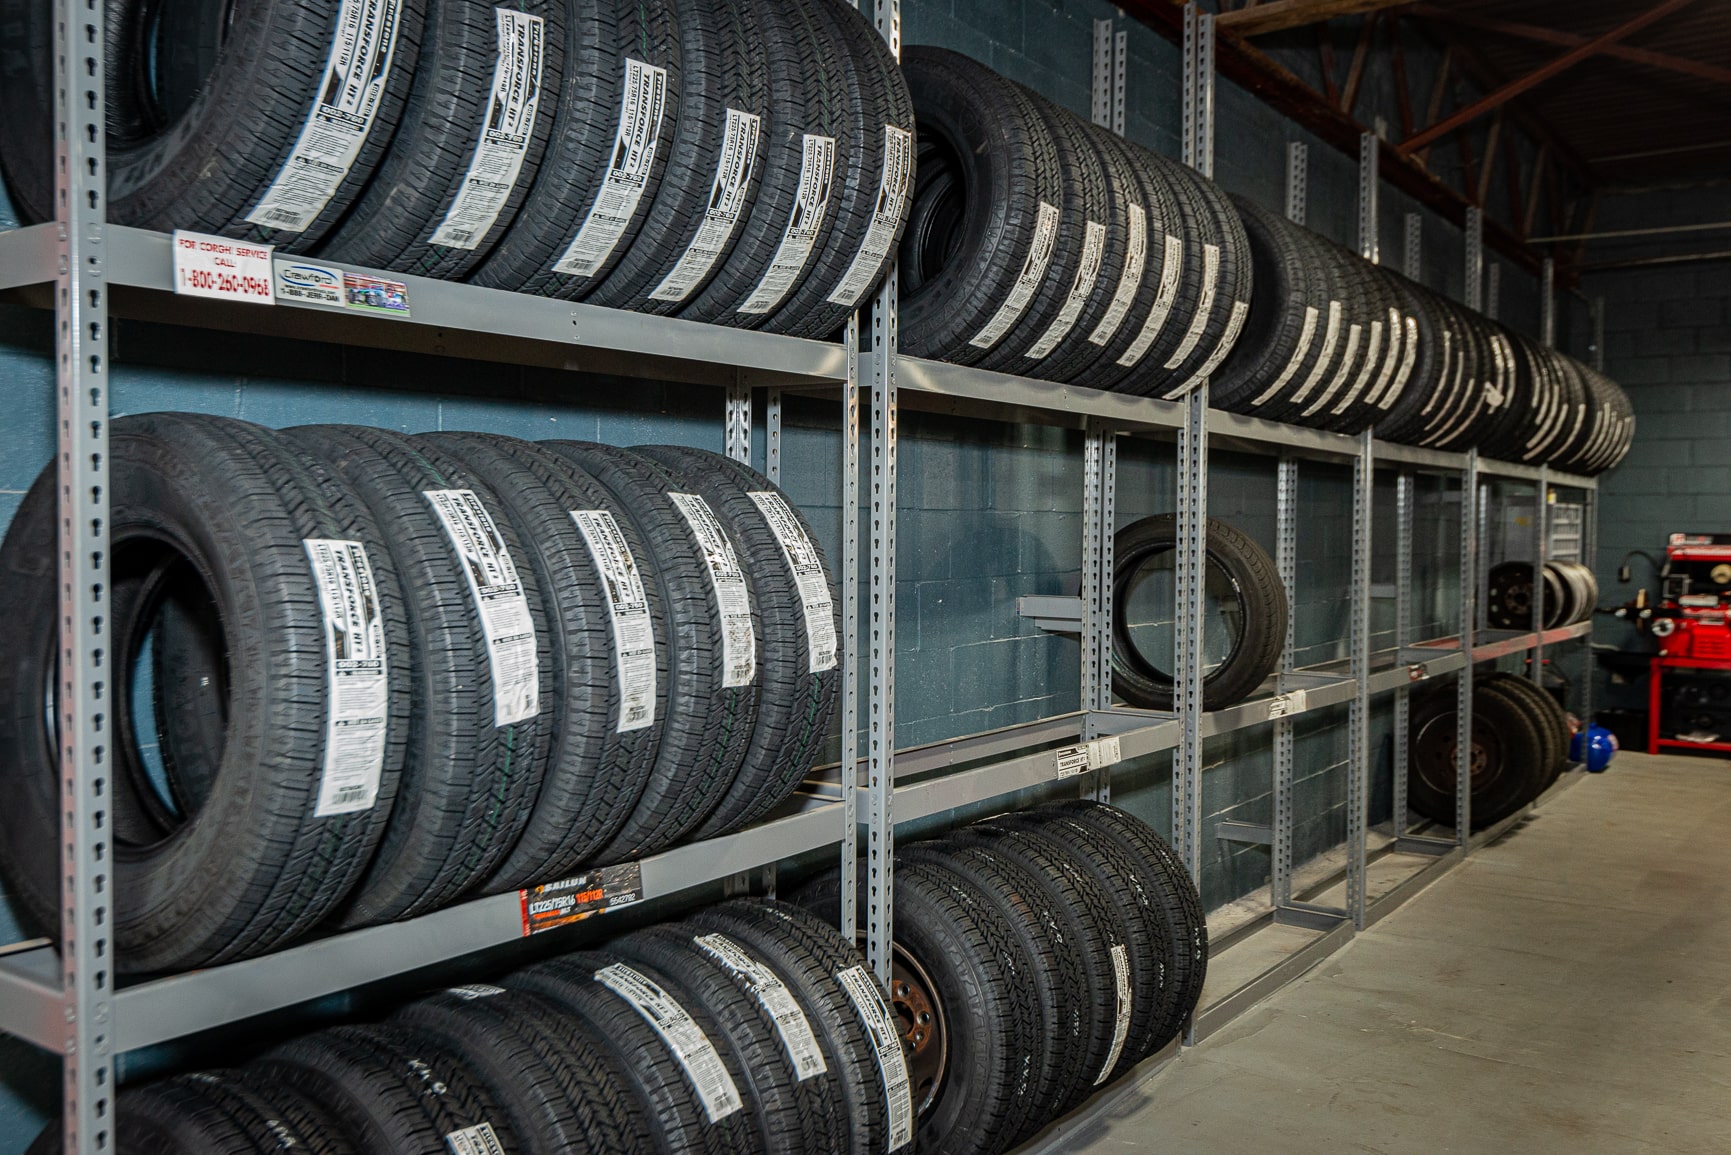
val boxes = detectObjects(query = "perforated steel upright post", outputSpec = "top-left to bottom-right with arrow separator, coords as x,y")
1591,297 -> 1606,372
1285,142 -> 1308,225
1392,471 -> 1414,833
1358,133 -> 1379,264
54,0 -> 115,1148
1541,258 -> 1556,349
1404,213 -> 1422,280
765,389 -> 783,485
1348,430 -> 1374,926
725,373 -> 751,464
1465,207 -> 1484,313
1531,469 -> 1549,684
839,316 -> 861,941
864,0 -> 901,985
1580,484 -> 1597,736
1456,452 -> 1480,844
1272,457 -> 1299,905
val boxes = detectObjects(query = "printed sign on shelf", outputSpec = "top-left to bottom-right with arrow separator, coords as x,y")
173,231 -> 276,304
519,862 -> 643,935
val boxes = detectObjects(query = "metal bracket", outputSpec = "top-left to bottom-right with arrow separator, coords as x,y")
1218,822 -> 1274,846
765,388 -> 783,484
1274,901 -> 1352,932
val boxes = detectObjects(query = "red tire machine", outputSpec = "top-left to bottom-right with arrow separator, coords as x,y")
1641,534 -> 1731,754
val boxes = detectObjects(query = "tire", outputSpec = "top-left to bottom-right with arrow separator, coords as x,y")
1111,514 -> 1287,712
761,0 -> 917,339
392,984 -> 653,1154
610,924 -> 844,1154
1212,196 -> 1332,419
27,1073 -> 356,1155
673,0 -> 838,327
632,446 -> 839,839
965,83 -> 1106,378
1482,673 -> 1570,791
898,839 -> 1086,1134
686,899 -> 911,1155
100,0 -> 426,249
974,816 -> 1171,1077
0,414 -> 410,972
505,950 -> 761,1155
1408,679 -> 1547,829
415,434 -> 660,890
1037,800 -> 1209,1054
796,861 -> 1042,1155
284,425 -> 551,926
468,0 -> 682,297
897,46 -> 1064,365
538,442 -> 756,857
252,1023 -> 518,1153
315,0 -> 565,279
580,0 -> 771,311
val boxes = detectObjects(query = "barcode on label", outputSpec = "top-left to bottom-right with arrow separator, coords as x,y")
445,1122 -> 507,1155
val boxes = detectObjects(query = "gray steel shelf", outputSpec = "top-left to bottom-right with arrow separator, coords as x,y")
0,223 -> 849,390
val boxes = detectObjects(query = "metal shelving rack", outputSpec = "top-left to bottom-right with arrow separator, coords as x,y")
0,2 -> 1600,1150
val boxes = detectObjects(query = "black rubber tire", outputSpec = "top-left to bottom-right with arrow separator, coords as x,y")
1110,513 -> 1287,712
315,0 -> 565,279
537,442 -> 755,857
468,0 -> 682,297
686,899 -> 910,1155
95,0 -> 428,249
1213,196 -> 1331,418
897,839 -> 1082,1135
0,414 -> 410,972
414,434 -> 659,890
611,924 -> 844,1154
761,0 -> 917,339
580,0 -> 770,311
672,0 -> 837,327
960,84 -> 1107,381
796,861 -> 1041,1155
27,1072 -> 357,1155
252,1023 -> 518,1153
392,983 -> 654,1154
1408,680 -> 1548,830
283,425 -> 550,926
975,815 -> 1172,1079
632,446 -> 839,839
897,46 -> 1064,365
1482,673 -> 1571,792
1038,800 -> 1210,1054
505,950 -> 760,1155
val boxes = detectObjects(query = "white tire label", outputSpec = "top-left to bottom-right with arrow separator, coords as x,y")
1251,304 -> 1318,406
571,510 -> 657,732
1095,943 -> 1133,1086
429,9 -> 547,250
595,963 -> 743,1122
1320,318 -> 1381,417
1089,203 -> 1146,346
1307,322 -> 1362,414
669,493 -> 756,688
827,123 -> 916,307
740,133 -> 838,314
1361,308 -> 1404,409
694,933 -> 828,1081
837,965 -> 914,1152
969,199 -> 1061,349
424,490 -> 539,726
1378,319 -> 1415,412
1027,219 -> 1107,360
1163,242 -> 1220,370
748,491 -> 837,672
554,58 -> 668,277
446,984 -> 506,1000
1179,297 -> 1249,393
246,0 -> 405,232
1116,232 -> 1184,368
304,539 -> 389,817
1289,299 -> 1342,404
650,108 -> 763,302
445,1123 -> 506,1155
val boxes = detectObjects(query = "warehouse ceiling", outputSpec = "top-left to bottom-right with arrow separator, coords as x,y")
1406,0 -> 1731,187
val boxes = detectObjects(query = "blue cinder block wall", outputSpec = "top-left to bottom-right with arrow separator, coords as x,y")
0,2 -> 1589,1145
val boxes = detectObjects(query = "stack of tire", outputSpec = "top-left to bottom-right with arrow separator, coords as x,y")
0,0 -> 913,335
27,898 -> 916,1155
896,48 -> 1250,400
1407,672 -> 1575,830
798,800 -> 1207,1155
1214,198 -> 1635,473
1486,560 -> 1600,630
0,415 -> 839,972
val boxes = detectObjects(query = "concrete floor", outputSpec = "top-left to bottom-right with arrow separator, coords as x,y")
1068,751 -> 1731,1154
